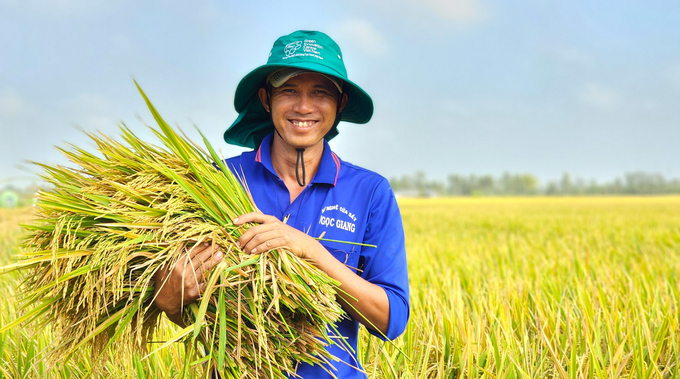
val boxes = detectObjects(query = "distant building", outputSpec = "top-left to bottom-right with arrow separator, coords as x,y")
1,190 -> 19,208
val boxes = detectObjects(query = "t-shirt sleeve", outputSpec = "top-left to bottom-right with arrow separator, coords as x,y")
360,178 -> 410,341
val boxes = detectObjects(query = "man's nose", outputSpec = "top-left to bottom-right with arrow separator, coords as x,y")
293,93 -> 314,114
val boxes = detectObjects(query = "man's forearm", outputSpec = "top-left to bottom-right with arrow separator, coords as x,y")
309,242 -> 390,335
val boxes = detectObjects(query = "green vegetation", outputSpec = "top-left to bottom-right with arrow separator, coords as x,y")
0,190 -> 21,209
3,196 -> 680,377
391,171 -> 680,196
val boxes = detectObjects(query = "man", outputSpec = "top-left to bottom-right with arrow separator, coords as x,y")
155,30 -> 409,378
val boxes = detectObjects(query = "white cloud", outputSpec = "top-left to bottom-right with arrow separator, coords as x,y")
332,20 -> 390,57
419,0 -> 486,23
579,83 -> 620,111
0,88 -> 29,118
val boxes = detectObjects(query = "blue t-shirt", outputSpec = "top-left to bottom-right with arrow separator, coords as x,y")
224,133 -> 410,378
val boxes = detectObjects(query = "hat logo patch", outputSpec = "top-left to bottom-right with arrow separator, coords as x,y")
284,41 -> 302,56
283,39 -> 324,61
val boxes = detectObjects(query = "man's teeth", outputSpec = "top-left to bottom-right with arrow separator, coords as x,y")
292,120 -> 316,127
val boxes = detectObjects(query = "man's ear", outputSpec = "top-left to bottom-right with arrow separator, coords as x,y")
338,93 -> 348,113
257,88 -> 270,112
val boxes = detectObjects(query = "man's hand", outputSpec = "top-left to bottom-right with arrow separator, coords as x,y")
234,212 -> 391,335
234,213 -> 322,261
154,242 -> 223,327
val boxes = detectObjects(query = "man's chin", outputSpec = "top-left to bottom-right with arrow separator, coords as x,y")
276,132 -> 328,150
290,139 -> 322,150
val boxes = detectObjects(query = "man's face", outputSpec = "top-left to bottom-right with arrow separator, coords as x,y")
259,72 -> 347,150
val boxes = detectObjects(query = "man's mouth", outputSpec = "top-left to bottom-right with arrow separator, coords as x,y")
290,120 -> 317,128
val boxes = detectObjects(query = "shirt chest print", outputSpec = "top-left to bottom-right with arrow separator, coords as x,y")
318,204 -> 358,233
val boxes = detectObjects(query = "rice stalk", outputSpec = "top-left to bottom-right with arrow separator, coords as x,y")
1,83 -> 347,378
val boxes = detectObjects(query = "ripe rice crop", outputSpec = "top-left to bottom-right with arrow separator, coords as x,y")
360,197 -> 680,378
2,190 -> 680,377
0,86 -> 346,379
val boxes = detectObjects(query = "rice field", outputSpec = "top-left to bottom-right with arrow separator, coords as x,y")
2,197 -> 680,378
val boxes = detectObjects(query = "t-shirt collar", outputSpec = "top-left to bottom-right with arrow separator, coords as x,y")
254,133 -> 341,187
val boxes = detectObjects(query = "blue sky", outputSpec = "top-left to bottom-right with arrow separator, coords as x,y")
1,0 -> 679,186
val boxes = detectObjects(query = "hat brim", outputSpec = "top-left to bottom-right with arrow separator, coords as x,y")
224,61 -> 373,149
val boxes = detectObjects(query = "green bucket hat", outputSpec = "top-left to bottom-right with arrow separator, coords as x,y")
224,30 -> 374,149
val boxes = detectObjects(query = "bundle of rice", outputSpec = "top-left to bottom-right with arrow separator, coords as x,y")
1,84 -> 348,378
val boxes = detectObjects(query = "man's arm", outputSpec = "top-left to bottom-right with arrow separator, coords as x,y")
234,213 -> 391,335
310,241 -> 391,334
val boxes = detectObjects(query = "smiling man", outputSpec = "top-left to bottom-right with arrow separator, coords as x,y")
155,30 -> 410,378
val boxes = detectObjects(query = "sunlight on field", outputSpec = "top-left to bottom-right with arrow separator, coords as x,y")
3,197 -> 680,378
361,197 -> 680,378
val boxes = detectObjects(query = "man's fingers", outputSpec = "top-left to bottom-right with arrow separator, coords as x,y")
242,229 -> 284,254
237,223 -> 279,249
233,212 -> 275,226
191,254 -> 222,295
250,237 -> 288,255
203,250 -> 224,271
194,244 -> 222,264
187,241 -> 211,259
185,248 -> 223,283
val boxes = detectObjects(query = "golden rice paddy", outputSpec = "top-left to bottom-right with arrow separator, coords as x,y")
2,196 -> 680,378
